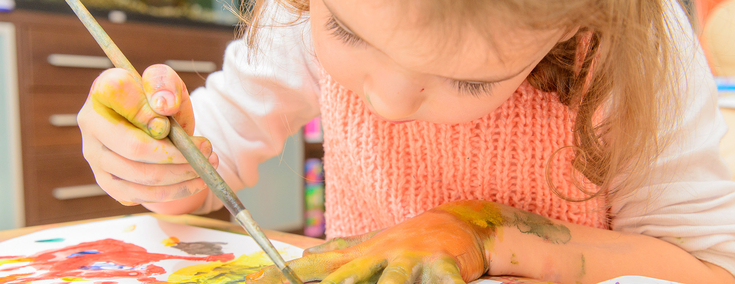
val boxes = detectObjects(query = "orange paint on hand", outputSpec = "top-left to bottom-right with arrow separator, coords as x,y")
161,237 -> 180,247
262,201 -> 501,283
246,269 -> 265,280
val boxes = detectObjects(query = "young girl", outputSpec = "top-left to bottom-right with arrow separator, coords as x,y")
77,0 -> 735,283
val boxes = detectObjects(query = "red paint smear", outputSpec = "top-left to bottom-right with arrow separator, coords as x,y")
0,238 -> 234,283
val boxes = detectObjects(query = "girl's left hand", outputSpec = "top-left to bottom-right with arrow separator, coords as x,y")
247,200 -> 735,284
245,201 -> 496,284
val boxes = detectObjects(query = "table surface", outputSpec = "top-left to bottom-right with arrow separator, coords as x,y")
0,213 -> 551,283
0,213 -> 326,249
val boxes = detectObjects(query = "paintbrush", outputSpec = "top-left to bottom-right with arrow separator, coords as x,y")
64,1 -> 304,283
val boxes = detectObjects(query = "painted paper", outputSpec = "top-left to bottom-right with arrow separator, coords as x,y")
0,215 -> 302,283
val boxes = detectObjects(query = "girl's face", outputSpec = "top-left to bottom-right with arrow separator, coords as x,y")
311,0 -> 574,124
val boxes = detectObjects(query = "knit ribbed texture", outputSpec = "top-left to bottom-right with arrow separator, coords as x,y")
319,72 -> 608,239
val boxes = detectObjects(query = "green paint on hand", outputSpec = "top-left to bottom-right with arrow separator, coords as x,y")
507,211 -> 571,244
579,253 -> 586,277
35,238 -> 65,243
436,200 -> 572,245
510,253 -> 519,265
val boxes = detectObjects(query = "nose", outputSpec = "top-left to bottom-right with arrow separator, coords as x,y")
363,71 -> 424,121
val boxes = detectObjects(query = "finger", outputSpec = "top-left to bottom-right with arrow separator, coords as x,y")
426,256 -> 466,284
85,106 -> 212,164
320,257 -> 387,284
90,68 -> 170,139
246,251 -> 355,283
82,130 -> 215,203
141,65 -> 196,135
377,257 -> 421,284
304,230 -> 382,256
92,161 -> 210,203
99,144 -> 219,186
141,64 -> 183,116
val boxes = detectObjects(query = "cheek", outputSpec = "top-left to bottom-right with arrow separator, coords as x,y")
311,26 -> 367,96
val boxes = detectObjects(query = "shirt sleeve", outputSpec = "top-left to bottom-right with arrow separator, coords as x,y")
187,2 -> 322,213
611,0 -> 735,276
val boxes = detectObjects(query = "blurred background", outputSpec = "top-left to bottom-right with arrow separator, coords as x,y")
0,0 -> 732,239
0,0 -> 327,239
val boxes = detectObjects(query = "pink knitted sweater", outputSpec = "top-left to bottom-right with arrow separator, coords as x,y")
319,72 -> 608,238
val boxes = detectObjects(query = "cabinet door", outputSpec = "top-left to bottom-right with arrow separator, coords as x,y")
8,11 -> 234,226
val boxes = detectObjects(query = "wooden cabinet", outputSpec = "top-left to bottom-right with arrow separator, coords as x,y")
0,10 -> 235,226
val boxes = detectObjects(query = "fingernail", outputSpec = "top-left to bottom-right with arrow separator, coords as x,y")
208,153 -> 217,167
147,117 -> 169,138
151,90 -> 174,111
200,140 -> 212,156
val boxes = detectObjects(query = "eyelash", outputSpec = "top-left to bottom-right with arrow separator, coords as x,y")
452,81 -> 497,97
325,16 -> 366,47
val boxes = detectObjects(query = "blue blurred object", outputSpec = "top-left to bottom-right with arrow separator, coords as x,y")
717,77 -> 735,109
716,77 -> 735,92
0,0 -> 14,12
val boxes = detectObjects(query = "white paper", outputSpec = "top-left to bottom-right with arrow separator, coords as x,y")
470,280 -> 503,284
0,215 -> 303,283
469,275 -> 680,284
598,275 -> 682,284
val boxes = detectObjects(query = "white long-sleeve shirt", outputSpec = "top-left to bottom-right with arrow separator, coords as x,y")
190,0 -> 735,276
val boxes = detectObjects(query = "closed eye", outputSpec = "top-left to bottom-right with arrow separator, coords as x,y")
325,16 -> 366,47
452,80 -> 497,97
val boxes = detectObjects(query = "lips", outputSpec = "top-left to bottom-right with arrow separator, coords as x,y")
373,113 -> 414,124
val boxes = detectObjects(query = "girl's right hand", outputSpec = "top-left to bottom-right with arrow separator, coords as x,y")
77,64 -> 218,209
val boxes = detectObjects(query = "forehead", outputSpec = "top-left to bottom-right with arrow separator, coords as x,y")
322,0 -> 565,81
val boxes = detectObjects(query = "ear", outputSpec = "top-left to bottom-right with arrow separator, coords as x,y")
559,26 -> 581,42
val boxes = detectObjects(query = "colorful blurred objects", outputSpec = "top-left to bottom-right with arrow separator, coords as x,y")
304,159 -> 325,238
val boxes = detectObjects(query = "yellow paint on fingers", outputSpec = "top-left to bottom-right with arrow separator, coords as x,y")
436,201 -> 504,229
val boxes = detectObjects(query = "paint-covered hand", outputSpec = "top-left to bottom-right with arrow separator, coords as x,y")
246,201 -> 500,284
77,64 -> 217,212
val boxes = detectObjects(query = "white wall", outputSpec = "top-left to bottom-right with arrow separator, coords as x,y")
0,22 -> 24,230
236,132 -> 304,231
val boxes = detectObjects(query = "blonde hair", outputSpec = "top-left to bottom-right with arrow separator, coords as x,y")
239,0 -> 683,202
